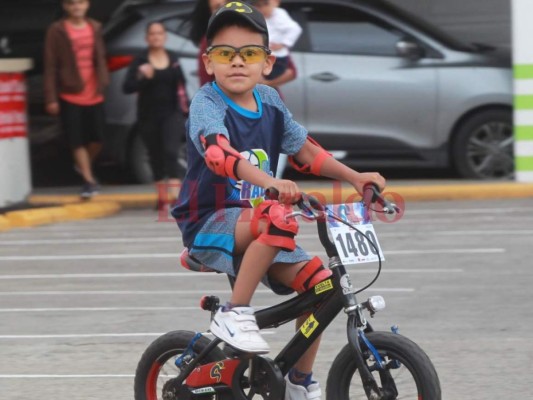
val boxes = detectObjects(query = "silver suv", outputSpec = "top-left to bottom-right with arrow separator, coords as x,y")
105,0 -> 513,181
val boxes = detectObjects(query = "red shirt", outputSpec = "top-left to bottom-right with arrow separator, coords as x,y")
60,21 -> 103,105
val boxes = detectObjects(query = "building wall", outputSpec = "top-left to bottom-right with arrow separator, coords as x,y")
390,0 -> 511,48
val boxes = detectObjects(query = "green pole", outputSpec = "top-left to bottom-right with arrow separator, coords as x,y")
513,0 -> 533,181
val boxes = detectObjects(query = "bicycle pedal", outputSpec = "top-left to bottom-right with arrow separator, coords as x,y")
200,295 -> 220,311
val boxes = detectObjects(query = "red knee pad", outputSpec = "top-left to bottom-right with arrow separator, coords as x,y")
250,200 -> 298,252
291,256 -> 332,293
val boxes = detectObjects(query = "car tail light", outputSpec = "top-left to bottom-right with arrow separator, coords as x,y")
107,55 -> 134,72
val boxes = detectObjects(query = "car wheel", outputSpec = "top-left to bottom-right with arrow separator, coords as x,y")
128,133 -> 154,184
452,109 -> 514,180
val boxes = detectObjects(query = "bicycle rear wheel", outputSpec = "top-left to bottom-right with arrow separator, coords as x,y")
134,330 -> 226,400
326,331 -> 441,400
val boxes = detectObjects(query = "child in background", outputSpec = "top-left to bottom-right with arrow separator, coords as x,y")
251,0 -> 302,83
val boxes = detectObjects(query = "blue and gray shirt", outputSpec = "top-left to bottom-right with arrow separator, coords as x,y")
172,82 -> 307,247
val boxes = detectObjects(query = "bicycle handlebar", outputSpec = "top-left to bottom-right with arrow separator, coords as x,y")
265,184 -> 401,215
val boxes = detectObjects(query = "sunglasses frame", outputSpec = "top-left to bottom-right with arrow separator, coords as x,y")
206,45 -> 272,64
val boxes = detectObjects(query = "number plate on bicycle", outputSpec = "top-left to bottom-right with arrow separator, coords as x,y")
327,202 -> 385,265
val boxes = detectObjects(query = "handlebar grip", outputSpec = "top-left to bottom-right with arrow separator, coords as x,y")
362,183 -> 381,206
264,187 -> 279,200
362,183 -> 401,214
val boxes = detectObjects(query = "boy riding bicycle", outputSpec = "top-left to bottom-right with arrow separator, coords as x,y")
171,3 -> 385,399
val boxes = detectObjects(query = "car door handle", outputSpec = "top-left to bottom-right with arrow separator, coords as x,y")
310,72 -> 339,82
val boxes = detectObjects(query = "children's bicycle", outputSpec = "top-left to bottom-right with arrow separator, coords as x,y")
134,185 -> 441,400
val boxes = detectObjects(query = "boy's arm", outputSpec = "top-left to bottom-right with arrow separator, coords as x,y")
292,139 -> 386,194
202,133 -> 300,204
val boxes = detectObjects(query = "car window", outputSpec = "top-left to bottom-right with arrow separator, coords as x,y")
163,17 -> 192,38
303,4 -> 404,56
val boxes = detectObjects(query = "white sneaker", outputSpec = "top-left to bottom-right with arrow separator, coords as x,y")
285,376 -> 322,400
209,306 -> 270,354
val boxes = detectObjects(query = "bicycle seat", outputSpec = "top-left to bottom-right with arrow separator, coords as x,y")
180,248 -> 217,273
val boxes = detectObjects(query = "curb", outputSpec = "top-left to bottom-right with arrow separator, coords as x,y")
13,181 -> 533,232
302,182 -> 533,203
28,182 -> 533,210
1,201 -> 122,231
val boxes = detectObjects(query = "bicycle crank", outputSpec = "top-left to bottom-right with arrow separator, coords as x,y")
232,356 -> 285,400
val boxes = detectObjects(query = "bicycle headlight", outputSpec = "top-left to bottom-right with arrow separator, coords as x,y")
367,296 -> 386,313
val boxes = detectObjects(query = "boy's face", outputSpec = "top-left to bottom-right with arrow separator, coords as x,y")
203,25 -> 275,98
63,0 -> 90,18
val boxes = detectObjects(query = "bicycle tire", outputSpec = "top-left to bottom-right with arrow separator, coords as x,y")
134,330 -> 226,400
326,331 -> 441,400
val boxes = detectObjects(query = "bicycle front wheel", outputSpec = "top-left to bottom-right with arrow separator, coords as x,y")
326,331 -> 441,400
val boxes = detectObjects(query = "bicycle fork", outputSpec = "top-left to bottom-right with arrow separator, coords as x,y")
347,313 -> 384,400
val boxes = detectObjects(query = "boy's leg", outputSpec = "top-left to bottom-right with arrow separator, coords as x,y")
231,208 -> 280,305
269,262 -> 321,374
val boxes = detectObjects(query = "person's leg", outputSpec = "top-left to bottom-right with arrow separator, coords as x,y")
73,146 -> 97,184
161,112 -> 185,199
87,142 -> 102,161
231,207 -> 280,305
268,262 -> 322,375
210,205 -> 297,353
60,100 -> 97,185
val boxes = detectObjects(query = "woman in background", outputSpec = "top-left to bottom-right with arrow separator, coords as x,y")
123,21 -> 188,208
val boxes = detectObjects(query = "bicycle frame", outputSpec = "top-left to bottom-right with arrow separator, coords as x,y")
174,204 -> 388,398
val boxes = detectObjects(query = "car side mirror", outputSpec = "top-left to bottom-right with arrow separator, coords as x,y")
396,40 -> 425,60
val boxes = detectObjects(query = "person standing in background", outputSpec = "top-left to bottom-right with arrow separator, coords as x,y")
44,0 -> 109,199
189,0 -> 227,87
252,0 -> 302,178
252,0 -> 302,86
123,22 -> 189,209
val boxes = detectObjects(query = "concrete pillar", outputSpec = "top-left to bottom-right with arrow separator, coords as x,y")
0,58 -> 33,207
513,0 -> 533,181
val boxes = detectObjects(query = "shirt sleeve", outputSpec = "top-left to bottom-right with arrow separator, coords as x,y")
187,88 -> 229,156
258,85 -> 307,155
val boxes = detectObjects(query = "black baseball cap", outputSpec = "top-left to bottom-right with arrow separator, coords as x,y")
206,2 -> 269,43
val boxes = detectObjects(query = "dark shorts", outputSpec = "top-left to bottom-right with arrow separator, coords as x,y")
264,56 -> 289,81
59,100 -> 105,149
189,207 -> 311,295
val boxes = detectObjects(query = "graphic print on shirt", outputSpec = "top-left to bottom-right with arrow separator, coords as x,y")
230,148 -> 272,207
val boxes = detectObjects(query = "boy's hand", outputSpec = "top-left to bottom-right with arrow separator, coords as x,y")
268,179 -> 300,204
351,172 -> 386,195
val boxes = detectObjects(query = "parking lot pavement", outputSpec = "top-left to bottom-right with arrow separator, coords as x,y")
0,198 -> 532,399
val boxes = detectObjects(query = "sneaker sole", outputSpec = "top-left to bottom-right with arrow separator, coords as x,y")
210,324 -> 270,354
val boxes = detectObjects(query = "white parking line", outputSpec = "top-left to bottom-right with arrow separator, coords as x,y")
0,333 -> 163,339
0,269 -> 461,280
309,248 -> 505,256
0,374 -> 135,378
0,288 -> 415,296
0,331 -> 273,340
0,248 -> 504,261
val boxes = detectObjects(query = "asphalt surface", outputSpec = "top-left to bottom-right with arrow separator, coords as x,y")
0,197 -> 532,399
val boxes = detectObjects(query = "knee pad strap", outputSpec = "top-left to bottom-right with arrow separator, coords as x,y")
250,200 -> 298,252
291,256 -> 332,293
